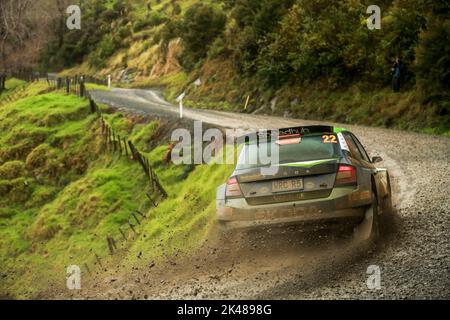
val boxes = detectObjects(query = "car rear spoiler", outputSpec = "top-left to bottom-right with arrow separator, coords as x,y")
237,125 -> 335,144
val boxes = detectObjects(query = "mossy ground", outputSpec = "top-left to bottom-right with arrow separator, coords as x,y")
0,80 -> 233,298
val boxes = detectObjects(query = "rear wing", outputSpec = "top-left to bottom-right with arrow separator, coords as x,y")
278,125 -> 334,136
237,125 -> 339,144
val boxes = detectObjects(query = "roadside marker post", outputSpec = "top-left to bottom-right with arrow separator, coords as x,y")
107,75 -> 111,89
180,98 -> 183,118
176,92 -> 186,119
244,95 -> 250,110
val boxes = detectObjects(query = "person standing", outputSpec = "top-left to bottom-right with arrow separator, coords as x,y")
391,57 -> 403,92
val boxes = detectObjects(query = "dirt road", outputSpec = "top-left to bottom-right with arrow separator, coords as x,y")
72,88 -> 450,299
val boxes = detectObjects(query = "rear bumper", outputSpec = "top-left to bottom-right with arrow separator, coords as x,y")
217,187 -> 371,230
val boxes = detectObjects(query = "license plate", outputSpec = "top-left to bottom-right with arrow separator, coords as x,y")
272,178 -> 303,193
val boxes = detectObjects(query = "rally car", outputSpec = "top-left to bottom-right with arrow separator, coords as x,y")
216,125 -> 393,241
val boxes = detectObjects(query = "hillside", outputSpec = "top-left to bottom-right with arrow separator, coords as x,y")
0,79 -> 233,298
1,0 -> 449,301
37,0 -> 450,135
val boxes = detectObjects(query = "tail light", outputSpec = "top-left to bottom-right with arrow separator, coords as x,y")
225,177 -> 243,198
335,165 -> 357,186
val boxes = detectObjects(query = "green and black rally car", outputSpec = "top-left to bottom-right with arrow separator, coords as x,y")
216,125 -> 393,241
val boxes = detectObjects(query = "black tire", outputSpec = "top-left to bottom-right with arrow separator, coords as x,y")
369,192 -> 380,243
382,178 -> 393,216
353,191 -> 380,245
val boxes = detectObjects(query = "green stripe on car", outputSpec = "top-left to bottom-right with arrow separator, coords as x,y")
279,158 -> 338,168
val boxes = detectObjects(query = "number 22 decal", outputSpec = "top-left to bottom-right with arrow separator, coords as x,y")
322,135 -> 337,143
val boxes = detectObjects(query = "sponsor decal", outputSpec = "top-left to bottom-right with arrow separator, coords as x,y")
337,132 -> 350,151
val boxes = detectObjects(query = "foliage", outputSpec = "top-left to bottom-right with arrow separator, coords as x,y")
179,3 -> 226,70
40,0 -> 131,70
415,16 -> 450,94
0,81 -> 234,298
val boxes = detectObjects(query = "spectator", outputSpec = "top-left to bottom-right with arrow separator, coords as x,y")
391,57 -> 403,92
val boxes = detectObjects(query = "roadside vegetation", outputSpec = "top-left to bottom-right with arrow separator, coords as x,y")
0,0 -> 448,300
0,80 -> 233,298
30,0 -> 449,136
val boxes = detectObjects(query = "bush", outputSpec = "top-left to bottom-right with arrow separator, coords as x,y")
180,3 -> 226,70
172,2 -> 182,16
133,12 -> 168,33
149,11 -> 169,27
256,1 -> 369,87
374,2 -> 426,85
207,37 -> 227,60
415,17 -> 450,93
228,0 -> 294,74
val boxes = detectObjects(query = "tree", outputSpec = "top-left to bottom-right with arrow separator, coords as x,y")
415,16 -> 450,93
0,0 -> 54,71
180,3 -> 226,70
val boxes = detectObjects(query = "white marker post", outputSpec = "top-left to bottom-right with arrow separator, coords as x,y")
107,75 -> 112,89
176,92 -> 186,119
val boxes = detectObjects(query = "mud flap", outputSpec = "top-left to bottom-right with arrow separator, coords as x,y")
353,205 -> 375,242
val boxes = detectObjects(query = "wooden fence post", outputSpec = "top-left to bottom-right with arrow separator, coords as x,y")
84,263 -> 91,275
95,253 -> 103,269
123,137 -> 128,156
136,210 -> 146,218
112,131 -> 117,152
119,227 -> 127,240
101,117 -> 105,134
80,77 -> 85,97
117,135 -> 122,154
107,237 -> 114,255
128,220 -> 137,234
66,77 -> 70,94
128,141 -> 136,160
89,99 -> 98,114
131,212 -> 141,225
107,236 -> 117,255
146,193 -> 158,207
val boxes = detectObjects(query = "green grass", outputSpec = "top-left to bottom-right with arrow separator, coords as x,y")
85,83 -> 110,91
0,78 -> 28,102
4,78 -> 27,91
127,161 -> 233,265
0,81 -> 234,298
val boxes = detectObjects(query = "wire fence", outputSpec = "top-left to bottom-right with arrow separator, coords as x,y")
1,71 -> 168,270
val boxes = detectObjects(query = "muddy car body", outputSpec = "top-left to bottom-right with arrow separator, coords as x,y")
216,126 -> 392,239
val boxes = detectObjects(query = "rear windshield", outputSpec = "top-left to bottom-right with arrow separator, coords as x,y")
236,134 -> 340,169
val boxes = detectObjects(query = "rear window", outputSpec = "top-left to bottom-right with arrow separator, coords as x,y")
236,134 -> 340,169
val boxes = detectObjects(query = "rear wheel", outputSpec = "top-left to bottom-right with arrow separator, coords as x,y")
369,193 -> 380,243
353,191 -> 380,245
382,179 -> 393,216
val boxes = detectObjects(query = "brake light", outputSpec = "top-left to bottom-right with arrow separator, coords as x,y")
335,165 -> 357,186
225,177 -> 243,198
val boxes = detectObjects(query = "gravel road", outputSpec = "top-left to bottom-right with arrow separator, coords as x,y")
73,88 -> 450,299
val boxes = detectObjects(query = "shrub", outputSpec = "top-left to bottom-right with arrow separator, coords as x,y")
180,3 -> 226,70
415,17 -> 450,94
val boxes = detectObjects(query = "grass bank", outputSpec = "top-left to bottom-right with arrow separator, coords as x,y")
0,80 -> 233,298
